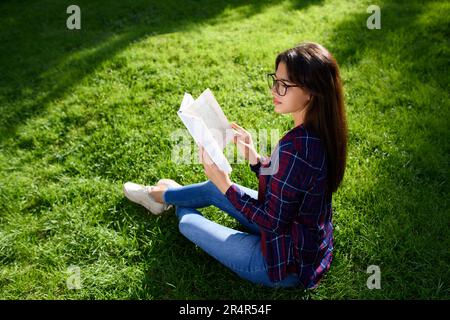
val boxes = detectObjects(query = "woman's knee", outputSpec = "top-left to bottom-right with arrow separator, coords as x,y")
176,207 -> 202,235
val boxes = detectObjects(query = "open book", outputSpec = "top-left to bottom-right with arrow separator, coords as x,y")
177,88 -> 233,173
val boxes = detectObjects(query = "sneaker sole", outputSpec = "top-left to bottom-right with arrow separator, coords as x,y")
123,185 -> 164,215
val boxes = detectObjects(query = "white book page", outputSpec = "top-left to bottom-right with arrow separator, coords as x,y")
177,110 -> 232,173
179,92 -> 195,112
182,89 -> 232,150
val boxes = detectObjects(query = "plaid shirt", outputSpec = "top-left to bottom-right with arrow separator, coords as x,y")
225,124 -> 333,288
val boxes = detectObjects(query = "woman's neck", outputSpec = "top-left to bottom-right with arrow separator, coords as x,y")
292,108 -> 306,127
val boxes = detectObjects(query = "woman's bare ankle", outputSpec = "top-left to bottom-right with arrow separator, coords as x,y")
149,185 -> 166,204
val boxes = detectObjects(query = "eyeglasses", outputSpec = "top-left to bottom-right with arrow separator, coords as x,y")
267,73 -> 300,96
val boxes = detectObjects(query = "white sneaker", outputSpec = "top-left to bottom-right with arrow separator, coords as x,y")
158,178 -> 182,188
123,182 -> 171,215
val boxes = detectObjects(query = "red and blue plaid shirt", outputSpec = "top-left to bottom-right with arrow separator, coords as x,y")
225,124 -> 333,288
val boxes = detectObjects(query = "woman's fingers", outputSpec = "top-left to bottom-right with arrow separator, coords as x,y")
236,139 -> 251,160
231,122 -> 247,134
199,146 -> 214,166
236,139 -> 249,147
231,122 -> 252,145
231,124 -> 256,162
233,131 -> 243,143
236,139 -> 251,153
232,129 -> 242,137
199,146 -> 209,165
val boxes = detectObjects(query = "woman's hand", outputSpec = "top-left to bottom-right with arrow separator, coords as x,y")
231,122 -> 260,165
199,146 -> 233,194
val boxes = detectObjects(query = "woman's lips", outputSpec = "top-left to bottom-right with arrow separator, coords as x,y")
273,99 -> 281,105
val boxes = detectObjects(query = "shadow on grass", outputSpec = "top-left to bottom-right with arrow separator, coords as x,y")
95,0 -> 449,298
1,0 -> 323,298
109,196 -> 311,299
4,0 -> 445,298
0,0 -> 323,144
323,0 -> 449,298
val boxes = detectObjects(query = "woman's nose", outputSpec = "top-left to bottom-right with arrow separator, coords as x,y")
271,86 -> 277,96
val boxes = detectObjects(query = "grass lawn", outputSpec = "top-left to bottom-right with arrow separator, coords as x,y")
0,0 -> 449,299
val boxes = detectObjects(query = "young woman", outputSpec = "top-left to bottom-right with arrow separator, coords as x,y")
123,42 -> 348,289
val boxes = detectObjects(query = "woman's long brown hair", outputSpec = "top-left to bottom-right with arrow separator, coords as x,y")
275,42 -> 348,194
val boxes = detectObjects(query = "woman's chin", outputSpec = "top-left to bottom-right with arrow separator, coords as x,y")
274,104 -> 283,113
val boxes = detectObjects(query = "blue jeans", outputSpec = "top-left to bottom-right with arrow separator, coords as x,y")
163,180 -> 301,288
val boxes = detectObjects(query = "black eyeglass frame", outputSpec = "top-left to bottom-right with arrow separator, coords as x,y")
266,73 -> 301,96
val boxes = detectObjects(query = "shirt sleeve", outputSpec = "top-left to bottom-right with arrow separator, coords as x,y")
225,144 -> 307,235
249,155 -> 270,178
249,161 -> 261,178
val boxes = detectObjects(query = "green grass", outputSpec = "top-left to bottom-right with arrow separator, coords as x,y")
0,0 -> 449,299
